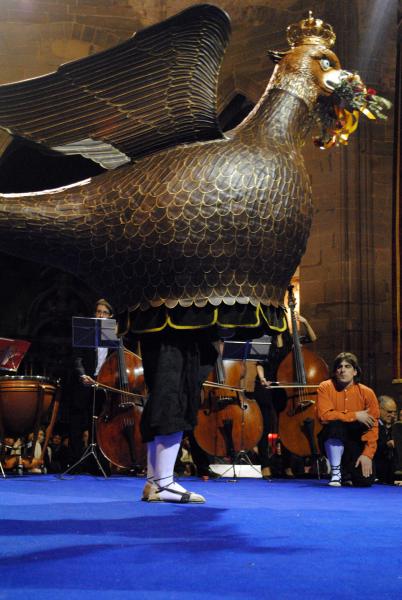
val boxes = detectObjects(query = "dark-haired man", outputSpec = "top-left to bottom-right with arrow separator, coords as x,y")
374,395 -> 398,484
70,298 -> 114,464
316,352 -> 379,487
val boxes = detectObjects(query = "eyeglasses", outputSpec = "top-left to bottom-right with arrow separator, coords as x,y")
96,310 -> 111,316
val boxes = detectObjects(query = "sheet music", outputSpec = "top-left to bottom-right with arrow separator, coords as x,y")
222,336 -> 272,361
72,317 -> 119,348
0,337 -> 31,372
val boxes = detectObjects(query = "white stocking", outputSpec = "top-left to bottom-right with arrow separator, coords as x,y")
153,431 -> 190,501
325,438 -> 344,478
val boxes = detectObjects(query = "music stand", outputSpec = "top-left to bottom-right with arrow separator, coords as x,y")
61,317 -> 119,478
222,336 -> 271,361
214,339 -> 271,480
72,316 -> 119,350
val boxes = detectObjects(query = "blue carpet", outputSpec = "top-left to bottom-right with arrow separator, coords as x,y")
0,475 -> 401,599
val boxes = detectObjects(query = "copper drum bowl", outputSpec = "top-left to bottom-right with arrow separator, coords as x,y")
0,375 -> 59,437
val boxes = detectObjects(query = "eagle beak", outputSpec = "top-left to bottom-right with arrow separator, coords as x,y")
323,69 -> 353,91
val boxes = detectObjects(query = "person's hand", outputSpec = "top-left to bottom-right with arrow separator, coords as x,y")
260,377 -> 272,388
355,454 -> 372,478
295,313 -> 307,324
386,439 -> 395,449
80,374 -> 96,386
355,409 -> 375,428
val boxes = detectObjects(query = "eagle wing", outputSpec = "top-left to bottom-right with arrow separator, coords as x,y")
0,4 -> 230,169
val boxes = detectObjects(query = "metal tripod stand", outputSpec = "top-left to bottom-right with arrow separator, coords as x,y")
61,386 -> 108,478
211,416 -> 262,480
216,448 -> 262,480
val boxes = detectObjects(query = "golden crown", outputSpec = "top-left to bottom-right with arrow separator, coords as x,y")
286,11 -> 336,48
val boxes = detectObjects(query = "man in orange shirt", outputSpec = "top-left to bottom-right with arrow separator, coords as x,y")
316,352 -> 379,487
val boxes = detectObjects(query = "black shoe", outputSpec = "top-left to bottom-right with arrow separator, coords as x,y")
198,469 -> 219,480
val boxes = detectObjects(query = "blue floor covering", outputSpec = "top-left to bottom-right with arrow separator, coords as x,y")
1,474 -> 401,599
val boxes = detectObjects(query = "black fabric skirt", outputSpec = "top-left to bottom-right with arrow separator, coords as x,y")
135,302 -> 288,443
139,329 -> 218,442
129,302 -> 287,338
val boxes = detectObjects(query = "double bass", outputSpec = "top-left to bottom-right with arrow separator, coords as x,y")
194,349 -> 263,458
96,339 -> 147,469
278,285 -> 329,457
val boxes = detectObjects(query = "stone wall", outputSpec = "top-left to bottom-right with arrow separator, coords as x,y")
300,0 -> 398,396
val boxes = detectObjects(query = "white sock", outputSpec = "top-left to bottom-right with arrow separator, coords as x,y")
325,438 -> 344,478
146,440 -> 156,483
154,432 -> 189,500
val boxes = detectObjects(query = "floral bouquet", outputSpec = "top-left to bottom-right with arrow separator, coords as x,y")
313,73 -> 392,149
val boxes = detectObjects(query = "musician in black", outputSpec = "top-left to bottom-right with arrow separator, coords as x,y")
254,314 -> 317,478
374,395 -> 398,484
69,298 -> 114,464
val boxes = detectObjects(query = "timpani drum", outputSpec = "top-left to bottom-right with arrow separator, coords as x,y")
0,375 -> 59,437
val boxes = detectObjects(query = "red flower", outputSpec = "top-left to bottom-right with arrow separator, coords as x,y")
367,88 -> 377,95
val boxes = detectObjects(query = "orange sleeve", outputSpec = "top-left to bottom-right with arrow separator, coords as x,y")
316,380 -> 356,423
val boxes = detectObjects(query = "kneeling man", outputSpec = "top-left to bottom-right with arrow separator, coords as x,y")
316,352 -> 379,487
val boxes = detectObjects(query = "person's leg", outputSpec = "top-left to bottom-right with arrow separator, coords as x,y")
187,431 -> 212,479
140,332 -> 217,502
373,455 -> 394,484
324,438 -> 344,486
141,439 -> 157,499
147,432 -> 205,502
342,424 -> 375,487
321,421 -> 349,486
281,445 -> 296,477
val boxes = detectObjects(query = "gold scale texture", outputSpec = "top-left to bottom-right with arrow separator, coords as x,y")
0,6 -> 343,314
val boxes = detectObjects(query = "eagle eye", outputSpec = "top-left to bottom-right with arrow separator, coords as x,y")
320,58 -> 332,71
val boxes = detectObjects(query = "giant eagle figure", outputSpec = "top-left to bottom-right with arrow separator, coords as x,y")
0,5 -> 387,332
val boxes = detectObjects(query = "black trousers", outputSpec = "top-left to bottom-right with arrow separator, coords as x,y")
374,454 -> 395,484
319,420 -> 375,487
